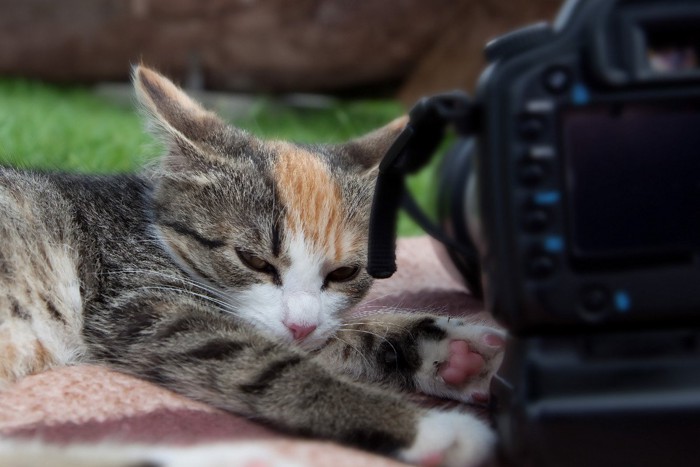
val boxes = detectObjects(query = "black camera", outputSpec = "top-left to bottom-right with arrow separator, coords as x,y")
368,0 -> 700,465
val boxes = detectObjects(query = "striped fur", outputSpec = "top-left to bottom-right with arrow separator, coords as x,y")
0,66 -> 502,466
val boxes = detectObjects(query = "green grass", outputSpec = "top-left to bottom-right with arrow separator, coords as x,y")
0,80 -> 158,173
0,79 -> 440,236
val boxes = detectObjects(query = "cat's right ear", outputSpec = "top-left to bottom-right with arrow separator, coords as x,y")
342,116 -> 408,173
133,65 -> 240,170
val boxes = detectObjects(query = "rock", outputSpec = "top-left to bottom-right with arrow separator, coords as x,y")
397,0 -> 561,103
0,0 -> 464,93
0,0 -> 561,99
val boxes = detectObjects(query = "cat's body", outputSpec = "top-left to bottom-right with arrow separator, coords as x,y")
0,67 -> 504,466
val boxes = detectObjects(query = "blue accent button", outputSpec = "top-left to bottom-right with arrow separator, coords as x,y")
614,291 -> 631,312
571,83 -> 590,105
544,236 -> 564,253
534,191 -> 561,205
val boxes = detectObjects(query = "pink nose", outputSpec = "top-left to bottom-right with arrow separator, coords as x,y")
285,322 -> 317,341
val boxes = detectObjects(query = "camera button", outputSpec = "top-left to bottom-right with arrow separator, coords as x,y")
581,285 -> 611,314
543,66 -> 572,94
527,254 -> 555,278
518,160 -> 547,185
529,145 -> 555,159
614,290 -> 632,313
543,235 -> 564,253
518,115 -> 546,140
522,209 -> 550,232
525,99 -> 555,113
533,190 -> 561,206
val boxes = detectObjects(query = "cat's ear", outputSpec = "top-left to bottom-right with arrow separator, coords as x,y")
133,65 -> 242,171
133,65 -> 227,143
342,116 -> 408,172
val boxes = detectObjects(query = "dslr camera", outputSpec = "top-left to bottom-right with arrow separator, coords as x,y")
368,0 -> 700,465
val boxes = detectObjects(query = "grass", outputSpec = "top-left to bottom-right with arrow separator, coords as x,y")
0,80 -> 158,173
0,79 -> 441,236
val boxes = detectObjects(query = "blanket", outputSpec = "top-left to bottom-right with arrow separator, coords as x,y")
0,236 -> 496,465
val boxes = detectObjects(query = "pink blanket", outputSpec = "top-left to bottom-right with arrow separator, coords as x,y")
0,237 -> 496,465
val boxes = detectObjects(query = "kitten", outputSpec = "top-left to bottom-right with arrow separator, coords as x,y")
0,66 -> 505,466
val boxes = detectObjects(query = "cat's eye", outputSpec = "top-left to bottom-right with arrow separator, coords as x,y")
236,249 -> 275,274
326,265 -> 360,283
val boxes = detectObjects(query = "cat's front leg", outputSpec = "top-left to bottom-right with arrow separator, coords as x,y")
315,313 -> 506,404
87,298 -> 495,467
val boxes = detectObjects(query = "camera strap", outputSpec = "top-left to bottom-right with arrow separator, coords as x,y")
367,91 -> 473,278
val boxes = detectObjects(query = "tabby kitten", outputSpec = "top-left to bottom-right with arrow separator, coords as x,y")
0,66 -> 505,466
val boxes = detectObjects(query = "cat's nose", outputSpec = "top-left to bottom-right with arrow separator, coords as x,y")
285,322 -> 317,341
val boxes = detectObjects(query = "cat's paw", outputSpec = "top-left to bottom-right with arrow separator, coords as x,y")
399,410 -> 495,467
413,317 -> 506,404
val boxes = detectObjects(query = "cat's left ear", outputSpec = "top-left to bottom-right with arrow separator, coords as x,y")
342,116 -> 408,172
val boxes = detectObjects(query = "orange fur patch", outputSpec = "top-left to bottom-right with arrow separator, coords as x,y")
0,341 -> 17,381
32,340 -> 53,373
273,143 -> 345,260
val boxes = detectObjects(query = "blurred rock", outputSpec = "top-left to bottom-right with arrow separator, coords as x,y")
0,0 -> 453,93
398,0 -> 561,102
0,0 -> 561,99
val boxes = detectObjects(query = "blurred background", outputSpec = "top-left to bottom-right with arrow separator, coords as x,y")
0,0 -> 561,235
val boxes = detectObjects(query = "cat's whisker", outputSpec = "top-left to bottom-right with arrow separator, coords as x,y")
336,325 -> 406,375
352,292 -> 398,307
352,307 -> 418,320
339,319 -> 412,332
120,276 -> 232,306
134,285 -> 239,316
103,268 -> 231,303
330,335 -> 372,368
338,328 -> 400,358
339,323 -> 407,335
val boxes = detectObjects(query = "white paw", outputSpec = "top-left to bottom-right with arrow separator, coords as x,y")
415,318 -> 506,404
399,410 -> 495,467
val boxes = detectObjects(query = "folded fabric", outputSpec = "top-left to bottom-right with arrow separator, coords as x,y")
0,236 -> 495,465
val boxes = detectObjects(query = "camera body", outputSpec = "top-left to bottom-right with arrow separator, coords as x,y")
368,0 -> 700,465
452,0 -> 700,334
445,1 -> 700,465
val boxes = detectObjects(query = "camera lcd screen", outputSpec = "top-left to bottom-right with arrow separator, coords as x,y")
645,23 -> 700,74
563,100 -> 700,262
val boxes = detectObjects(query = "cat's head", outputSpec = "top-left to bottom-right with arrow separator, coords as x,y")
134,66 -> 405,350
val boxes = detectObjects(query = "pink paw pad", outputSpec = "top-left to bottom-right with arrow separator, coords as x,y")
420,451 -> 445,467
483,332 -> 506,349
438,340 -> 485,386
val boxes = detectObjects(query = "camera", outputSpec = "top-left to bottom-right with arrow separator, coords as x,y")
368,0 -> 700,465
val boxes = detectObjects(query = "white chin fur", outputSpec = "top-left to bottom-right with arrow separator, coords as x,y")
230,284 -> 344,351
